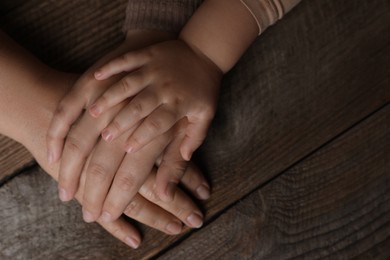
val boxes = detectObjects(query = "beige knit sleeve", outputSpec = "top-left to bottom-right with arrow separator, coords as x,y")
240,0 -> 302,34
123,0 -> 203,34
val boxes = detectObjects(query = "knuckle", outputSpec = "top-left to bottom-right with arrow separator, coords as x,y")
201,105 -> 215,120
146,119 -> 163,134
119,77 -> 132,95
88,163 -> 108,182
64,136 -> 85,155
111,119 -> 124,133
124,200 -> 142,218
115,174 -> 138,192
142,187 -> 160,202
131,102 -> 143,116
173,207 -> 186,219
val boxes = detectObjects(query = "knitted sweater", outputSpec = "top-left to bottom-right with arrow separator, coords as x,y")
123,0 -> 301,35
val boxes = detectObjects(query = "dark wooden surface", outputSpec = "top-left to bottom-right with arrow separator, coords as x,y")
0,0 -> 389,259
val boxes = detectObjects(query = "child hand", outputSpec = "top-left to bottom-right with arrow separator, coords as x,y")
90,40 -> 222,161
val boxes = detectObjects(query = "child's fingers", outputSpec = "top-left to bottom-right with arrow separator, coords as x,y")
46,89 -> 86,164
140,169 -> 204,229
180,116 -> 213,161
125,105 -> 179,154
99,129 -> 172,223
94,50 -> 149,80
81,135 -> 127,223
101,90 -> 159,144
89,70 -> 148,118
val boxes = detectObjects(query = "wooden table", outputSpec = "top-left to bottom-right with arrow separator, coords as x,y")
0,0 -> 389,259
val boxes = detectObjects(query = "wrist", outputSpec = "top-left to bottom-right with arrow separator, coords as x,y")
179,0 -> 258,73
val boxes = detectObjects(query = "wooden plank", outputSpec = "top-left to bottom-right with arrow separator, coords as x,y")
0,0 -> 26,15
135,0 -> 390,256
0,135 -> 34,183
160,105 -> 390,259
0,0 -> 389,258
0,0 -> 128,72
0,168 -> 133,259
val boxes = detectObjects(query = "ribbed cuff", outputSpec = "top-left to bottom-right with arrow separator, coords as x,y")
123,0 -> 203,35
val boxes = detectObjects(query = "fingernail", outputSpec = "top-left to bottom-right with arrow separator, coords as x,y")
125,237 -> 140,249
101,130 -> 113,142
166,221 -> 182,235
196,185 -> 210,200
89,104 -> 101,117
100,211 -> 112,223
82,208 -> 94,223
186,213 -> 203,228
58,187 -> 69,202
47,150 -> 54,164
184,151 -> 193,161
94,71 -> 103,79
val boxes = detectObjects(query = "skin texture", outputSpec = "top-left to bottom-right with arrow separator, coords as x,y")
45,0 -> 263,228
0,30 -> 207,249
90,39 -> 222,202
46,30 -> 211,224
45,0 -> 259,224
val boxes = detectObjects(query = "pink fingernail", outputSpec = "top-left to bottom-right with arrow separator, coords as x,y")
196,185 -> 210,200
82,208 -> 95,223
166,221 -> 182,235
89,104 -> 101,117
125,237 -> 140,249
186,213 -> 203,228
47,150 -> 54,164
58,187 -> 69,202
102,130 -> 113,142
94,71 -> 103,79
100,211 -> 112,223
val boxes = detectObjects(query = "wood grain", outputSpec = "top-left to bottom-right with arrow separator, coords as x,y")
1,0 -> 127,72
0,0 -> 25,15
0,136 -> 33,183
0,0 -> 389,258
160,105 -> 390,260
0,168 -> 133,259
196,0 -> 390,216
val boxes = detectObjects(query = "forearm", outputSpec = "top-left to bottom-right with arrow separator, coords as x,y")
0,30 -> 175,180
179,0 -> 301,73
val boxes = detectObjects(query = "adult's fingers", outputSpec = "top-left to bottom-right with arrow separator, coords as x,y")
140,169 -> 204,229
96,217 -> 141,249
180,162 -> 210,201
99,128 -> 173,223
81,133 -> 128,223
46,88 -> 86,164
122,193 -> 183,235
58,107 -> 117,202
74,169 -> 141,249
155,126 -> 189,202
